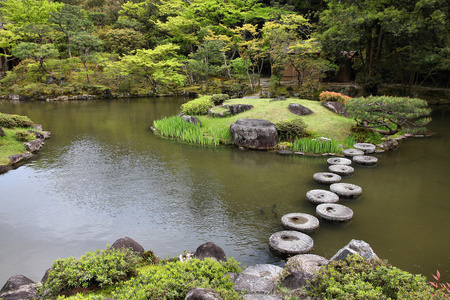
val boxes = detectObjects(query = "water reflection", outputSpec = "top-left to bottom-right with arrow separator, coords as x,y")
0,99 -> 448,284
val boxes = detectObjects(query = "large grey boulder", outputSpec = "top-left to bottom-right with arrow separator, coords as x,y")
185,287 -> 223,300
330,239 -> 379,262
281,271 -> 314,290
224,104 -> 253,115
232,273 -> 276,294
241,264 -> 283,281
110,237 -> 145,255
194,242 -> 227,262
24,139 -> 44,152
321,101 -> 349,117
230,119 -> 278,150
9,153 -> 33,164
0,275 -> 38,300
288,103 -> 313,116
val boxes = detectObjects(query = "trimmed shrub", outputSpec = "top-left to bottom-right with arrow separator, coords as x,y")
10,114 -> 34,127
319,91 -> 351,104
275,118 -> 308,142
180,97 -> 214,115
0,113 -> 18,128
42,247 -> 141,296
210,94 -> 230,105
14,131 -> 35,142
307,254 -> 445,299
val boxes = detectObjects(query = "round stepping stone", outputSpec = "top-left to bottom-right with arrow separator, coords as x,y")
316,203 -> 353,222
269,231 -> 314,255
352,155 -> 378,166
281,213 -> 320,233
330,183 -> 362,198
313,172 -> 342,184
353,143 -> 376,154
306,189 -> 339,204
327,157 -> 352,166
328,164 -> 354,176
342,148 -> 364,157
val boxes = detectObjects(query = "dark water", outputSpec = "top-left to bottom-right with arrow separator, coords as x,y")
0,98 -> 449,284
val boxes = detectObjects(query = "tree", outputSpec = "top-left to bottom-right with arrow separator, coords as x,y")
12,42 -> 59,74
345,96 -> 431,135
115,43 -> 185,93
103,28 -> 146,56
70,32 -> 102,82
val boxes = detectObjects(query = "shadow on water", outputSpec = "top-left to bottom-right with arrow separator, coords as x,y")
0,99 -> 449,283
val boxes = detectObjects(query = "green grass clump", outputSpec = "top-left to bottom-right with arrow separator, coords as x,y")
292,138 -> 342,154
0,127 -> 38,165
153,116 -> 220,146
42,247 -> 141,296
180,96 -> 214,115
307,254 -> 445,299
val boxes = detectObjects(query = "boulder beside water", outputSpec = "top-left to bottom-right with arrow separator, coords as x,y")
230,119 -> 278,150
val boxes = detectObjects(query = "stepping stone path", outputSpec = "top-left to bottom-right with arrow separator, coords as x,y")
328,164 -> 354,176
327,157 -> 352,165
269,231 -> 314,255
330,183 -> 362,198
306,189 -> 339,204
270,143 -> 378,257
353,155 -> 378,166
281,213 -> 320,233
313,172 -> 342,184
316,203 -> 354,222
353,143 -> 376,154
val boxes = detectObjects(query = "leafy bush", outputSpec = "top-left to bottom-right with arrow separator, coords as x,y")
10,114 -> 34,127
307,254 -> 445,299
430,270 -> 450,298
43,247 -> 141,296
111,258 -> 242,299
210,94 -> 230,105
275,118 -> 308,142
319,91 -> 351,104
348,126 -> 383,144
14,131 -> 35,142
180,97 -> 214,115
0,113 -> 18,128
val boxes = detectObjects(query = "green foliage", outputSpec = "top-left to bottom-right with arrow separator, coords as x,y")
319,91 -> 351,104
347,127 -> 383,144
153,116 -> 219,146
180,97 -> 214,115
110,258 -> 242,299
14,131 -> 35,142
275,118 -> 308,142
0,113 -> 33,128
42,247 -> 141,296
307,254 -> 445,299
345,96 -> 431,135
210,94 -> 230,105
292,138 -> 342,154
0,113 -> 18,128
430,270 -> 450,298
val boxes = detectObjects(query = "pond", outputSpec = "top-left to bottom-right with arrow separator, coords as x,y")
0,98 -> 449,284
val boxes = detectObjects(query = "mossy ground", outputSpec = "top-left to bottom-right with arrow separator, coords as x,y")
0,127 -> 36,165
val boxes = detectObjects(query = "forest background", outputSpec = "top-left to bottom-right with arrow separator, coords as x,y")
0,0 -> 448,99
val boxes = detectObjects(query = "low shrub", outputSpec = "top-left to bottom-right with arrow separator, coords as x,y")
275,118 -> 308,142
210,94 -> 230,105
42,247 -> 141,296
319,91 -> 351,104
348,126 -> 383,144
307,254 -> 445,299
10,114 -> 34,127
180,97 -> 214,115
430,270 -> 450,298
14,131 -> 35,142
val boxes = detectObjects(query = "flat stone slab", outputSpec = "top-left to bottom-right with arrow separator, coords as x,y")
286,254 -> 329,275
241,264 -> 283,280
281,213 -> 320,233
316,203 -> 353,222
342,148 -> 364,157
352,155 -> 378,166
306,189 -> 339,204
353,143 -> 376,154
328,164 -> 354,176
313,172 -> 342,184
327,157 -> 352,166
269,231 -> 314,255
330,183 -> 362,198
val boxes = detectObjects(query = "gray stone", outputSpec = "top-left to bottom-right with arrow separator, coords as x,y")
0,165 -> 11,174
0,275 -> 37,300
269,231 -> 314,255
353,143 -> 376,154
313,172 -> 342,185
281,213 -> 320,233
288,103 -> 313,116
224,104 -> 253,115
330,183 -> 362,198
42,131 -> 51,140
327,157 -> 352,165
352,155 -> 378,166
306,189 -> 339,205
194,242 -> 227,262
321,101 -> 349,117
281,271 -> 314,290
110,237 -> 145,255
182,115 -> 202,125
185,287 -> 223,300
230,119 -> 278,150
241,264 -> 283,281
316,203 -> 353,222
342,149 -> 364,157
286,254 -> 329,276
9,153 -> 33,164
243,295 -> 284,300
0,126 -> 5,137
232,273 -> 275,294
8,94 -> 20,101
24,139 -> 44,152
328,165 -> 354,176
27,130 -> 44,139
330,239 -> 379,261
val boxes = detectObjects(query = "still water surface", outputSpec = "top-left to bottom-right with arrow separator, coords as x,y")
0,98 -> 449,284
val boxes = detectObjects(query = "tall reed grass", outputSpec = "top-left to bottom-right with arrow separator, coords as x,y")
153,116 -> 219,146
292,138 -> 342,154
